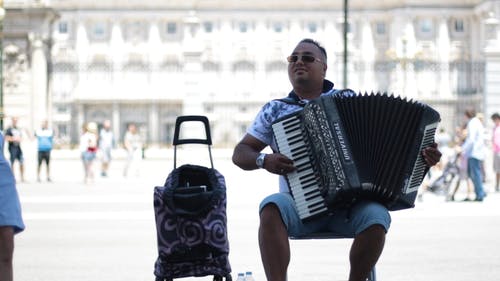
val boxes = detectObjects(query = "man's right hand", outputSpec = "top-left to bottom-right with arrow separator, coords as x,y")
263,153 -> 295,175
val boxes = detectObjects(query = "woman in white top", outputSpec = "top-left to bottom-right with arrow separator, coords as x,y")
123,123 -> 142,177
80,122 -> 98,184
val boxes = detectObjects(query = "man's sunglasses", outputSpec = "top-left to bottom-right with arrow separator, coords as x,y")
287,55 -> 322,64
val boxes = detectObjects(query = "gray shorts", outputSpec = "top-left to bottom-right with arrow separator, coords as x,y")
494,153 -> 500,173
259,192 -> 391,238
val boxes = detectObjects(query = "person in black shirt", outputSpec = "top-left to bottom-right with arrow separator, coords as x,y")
4,117 -> 25,182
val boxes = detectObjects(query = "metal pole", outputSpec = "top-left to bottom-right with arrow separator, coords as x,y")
47,16 -> 57,126
343,0 -> 348,88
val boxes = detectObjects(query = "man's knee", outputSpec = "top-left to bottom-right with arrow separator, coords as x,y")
260,203 -> 283,227
358,224 -> 386,238
352,201 -> 391,235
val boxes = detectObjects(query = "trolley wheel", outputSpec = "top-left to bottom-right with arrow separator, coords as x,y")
214,274 -> 232,281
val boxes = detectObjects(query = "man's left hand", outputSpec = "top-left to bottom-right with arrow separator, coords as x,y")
422,143 -> 442,167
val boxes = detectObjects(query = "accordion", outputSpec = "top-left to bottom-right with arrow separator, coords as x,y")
272,91 -> 441,221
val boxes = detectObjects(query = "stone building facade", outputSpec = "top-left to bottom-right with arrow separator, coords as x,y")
3,0 -> 500,147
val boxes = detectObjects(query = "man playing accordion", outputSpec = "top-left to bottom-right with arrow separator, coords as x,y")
232,38 -> 442,281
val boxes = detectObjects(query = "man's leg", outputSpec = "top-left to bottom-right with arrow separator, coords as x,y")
0,226 -> 14,281
468,158 -> 485,200
18,150 -> 25,182
495,171 -> 499,191
45,154 -> 51,181
9,150 -> 15,168
101,162 -> 107,176
19,162 -> 25,182
37,152 -> 42,182
259,204 -> 289,281
348,224 -> 386,281
326,201 -> 390,281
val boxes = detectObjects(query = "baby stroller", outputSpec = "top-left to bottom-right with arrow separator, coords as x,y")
428,152 -> 461,196
153,115 -> 232,281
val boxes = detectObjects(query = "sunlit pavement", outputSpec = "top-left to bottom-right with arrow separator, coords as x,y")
12,147 -> 500,281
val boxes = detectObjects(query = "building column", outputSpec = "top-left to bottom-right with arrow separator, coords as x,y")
438,17 -> 451,97
182,11 -> 204,115
484,50 -> 500,122
401,19 -> 417,98
30,36 -> 48,129
75,22 -> 88,101
387,13 -> 418,97
110,20 -> 123,87
112,103 -> 120,141
75,103 -> 85,143
149,102 -> 159,146
483,10 -> 500,124
360,18 -> 376,92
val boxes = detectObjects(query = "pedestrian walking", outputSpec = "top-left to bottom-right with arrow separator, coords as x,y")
123,123 -> 142,177
4,117 -> 26,182
0,131 -> 25,281
491,112 -> 500,192
448,125 -> 474,201
35,119 -> 54,182
461,109 -> 487,201
99,120 -> 115,177
80,122 -> 98,184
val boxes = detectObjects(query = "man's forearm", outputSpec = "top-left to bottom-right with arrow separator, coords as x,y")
232,143 -> 261,170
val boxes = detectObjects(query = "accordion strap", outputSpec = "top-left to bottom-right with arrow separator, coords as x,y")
274,96 -> 307,107
275,87 -> 343,107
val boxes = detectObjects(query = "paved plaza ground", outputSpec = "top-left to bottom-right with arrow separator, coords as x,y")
10,146 -> 500,281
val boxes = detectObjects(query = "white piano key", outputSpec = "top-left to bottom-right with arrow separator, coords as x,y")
273,115 -> 328,221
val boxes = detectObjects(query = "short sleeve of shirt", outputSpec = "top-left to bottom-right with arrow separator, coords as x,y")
247,101 -> 303,150
245,86 -> 349,193
246,88 -> 351,150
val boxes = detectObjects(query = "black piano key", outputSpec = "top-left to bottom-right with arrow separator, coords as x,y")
296,164 -> 312,173
290,147 -> 308,157
283,122 -> 300,132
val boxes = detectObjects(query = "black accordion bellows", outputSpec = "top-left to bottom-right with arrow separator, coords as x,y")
335,92 -> 438,206
273,91 -> 441,221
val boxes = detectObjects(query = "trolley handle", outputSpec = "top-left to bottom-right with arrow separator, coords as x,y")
173,115 -> 212,145
173,115 -> 214,169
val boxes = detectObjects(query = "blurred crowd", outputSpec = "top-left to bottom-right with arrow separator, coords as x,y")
3,108 -> 500,196
419,109 -> 500,202
2,117 -> 144,184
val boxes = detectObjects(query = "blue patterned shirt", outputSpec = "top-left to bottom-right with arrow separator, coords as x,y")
247,80 -> 354,192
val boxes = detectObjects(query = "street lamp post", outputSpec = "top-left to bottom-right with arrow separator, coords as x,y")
343,0 -> 348,88
0,6 -> 5,131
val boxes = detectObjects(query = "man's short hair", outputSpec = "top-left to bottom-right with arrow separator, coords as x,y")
492,113 -> 500,120
465,108 -> 476,119
299,38 -> 327,62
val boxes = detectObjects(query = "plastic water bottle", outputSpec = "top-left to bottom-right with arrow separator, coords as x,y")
244,271 -> 255,281
236,272 -> 245,281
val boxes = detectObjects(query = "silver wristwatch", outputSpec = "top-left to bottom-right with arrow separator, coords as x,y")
256,153 -> 266,168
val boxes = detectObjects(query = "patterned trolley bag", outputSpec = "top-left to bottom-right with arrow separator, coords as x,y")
153,115 -> 232,281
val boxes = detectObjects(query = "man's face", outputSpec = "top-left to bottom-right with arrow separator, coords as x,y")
287,42 -> 327,88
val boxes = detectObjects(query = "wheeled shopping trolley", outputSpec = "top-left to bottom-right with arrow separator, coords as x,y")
153,115 -> 232,281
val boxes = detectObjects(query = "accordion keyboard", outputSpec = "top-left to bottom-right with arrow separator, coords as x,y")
272,114 -> 329,221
